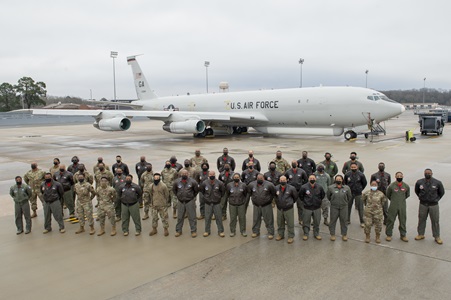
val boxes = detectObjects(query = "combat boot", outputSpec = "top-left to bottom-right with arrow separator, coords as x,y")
365,233 -> 370,243
89,225 -> 95,235
173,208 -> 177,219
97,225 -> 105,236
164,228 -> 169,237
375,233 -> 381,244
149,227 -> 158,236
110,225 -> 116,236
142,213 -> 149,220
31,210 -> 37,218
75,226 -> 85,234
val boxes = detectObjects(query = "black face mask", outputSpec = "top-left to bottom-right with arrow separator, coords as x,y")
248,166 -> 253,170
223,152 -> 228,156
280,182 -> 286,186
31,165 -> 37,170
202,168 -> 208,172
125,180 -> 132,184
181,175 -> 188,180
170,159 -> 176,164
140,159 -> 145,163
59,169 -> 65,172
16,181 -> 22,185
224,167 -> 230,171
325,157 -> 331,161
78,179 -> 84,183
249,154 -> 253,158
98,160 -> 103,163
396,178 -> 403,182
351,169 -> 357,172
72,159 -> 78,163
116,160 -> 121,163
425,174 -> 432,180
209,176 -> 215,180
117,173 -> 123,177
269,167 -> 276,171
165,164 -> 171,169
184,164 -> 190,168
309,180 -> 316,184
233,178 -> 240,183
302,155 -> 307,159
45,178 -> 52,183
350,156 -> 356,160
195,153 -> 200,157
317,167 -> 324,172
53,162 -> 58,165
257,179 -> 264,184
99,167 -> 105,171
276,155 -> 281,159
335,181 -> 342,185
379,167 -> 385,172
292,164 -> 297,168
146,167 -> 152,172
154,179 -> 160,185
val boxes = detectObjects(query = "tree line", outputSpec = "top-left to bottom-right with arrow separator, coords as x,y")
381,89 -> 451,106
0,77 -> 46,111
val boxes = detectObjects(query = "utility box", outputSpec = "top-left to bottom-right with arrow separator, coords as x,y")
405,130 -> 416,142
419,115 -> 444,136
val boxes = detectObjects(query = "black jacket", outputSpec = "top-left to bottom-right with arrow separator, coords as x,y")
248,181 -> 276,207
199,179 -> 225,204
299,182 -> 325,210
344,171 -> 367,196
415,177 -> 445,205
41,180 -> 64,203
275,184 -> 298,210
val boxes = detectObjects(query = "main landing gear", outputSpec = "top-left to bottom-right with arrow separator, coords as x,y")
344,130 -> 357,140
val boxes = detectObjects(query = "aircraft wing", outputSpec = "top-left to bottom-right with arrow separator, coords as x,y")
30,109 -> 269,125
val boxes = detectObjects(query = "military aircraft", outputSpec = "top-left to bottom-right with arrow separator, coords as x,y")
32,56 -> 405,140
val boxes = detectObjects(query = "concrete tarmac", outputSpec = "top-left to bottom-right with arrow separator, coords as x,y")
0,111 -> 450,300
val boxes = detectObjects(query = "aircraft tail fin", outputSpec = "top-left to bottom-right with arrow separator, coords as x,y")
127,56 -> 158,100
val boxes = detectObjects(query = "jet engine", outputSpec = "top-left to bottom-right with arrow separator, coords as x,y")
162,120 -> 206,134
93,117 -> 131,131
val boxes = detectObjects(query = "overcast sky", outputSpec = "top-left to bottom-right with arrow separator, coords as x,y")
1,0 -> 450,100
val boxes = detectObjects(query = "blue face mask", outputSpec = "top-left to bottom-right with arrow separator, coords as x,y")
370,186 -> 378,191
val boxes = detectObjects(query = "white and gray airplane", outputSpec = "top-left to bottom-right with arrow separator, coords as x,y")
33,56 -> 405,140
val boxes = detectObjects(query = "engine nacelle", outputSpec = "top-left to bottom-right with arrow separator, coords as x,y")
93,117 -> 131,131
162,120 -> 206,134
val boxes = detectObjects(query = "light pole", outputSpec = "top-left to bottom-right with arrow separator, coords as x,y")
299,58 -> 304,88
365,70 -> 369,88
204,61 -> 210,93
110,51 -> 118,101
423,77 -> 426,104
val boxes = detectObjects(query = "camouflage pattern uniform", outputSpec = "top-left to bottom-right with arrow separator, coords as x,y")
190,155 -> 208,172
148,182 -> 170,229
362,189 -> 386,234
73,171 -> 94,185
49,165 -> 60,176
271,157 -> 291,174
140,170 -> 154,215
74,182 -> 96,227
113,174 -> 126,218
96,185 -> 116,227
161,167 -> 177,209
24,169 -> 45,212
94,169 -> 114,187
93,163 -> 110,175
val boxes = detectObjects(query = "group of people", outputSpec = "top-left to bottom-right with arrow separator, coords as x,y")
10,149 -> 445,245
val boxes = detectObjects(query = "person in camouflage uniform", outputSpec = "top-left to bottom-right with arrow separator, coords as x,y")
140,165 -> 154,220
93,157 -> 110,175
24,162 -> 45,218
94,162 -> 114,187
190,149 -> 208,172
112,168 -> 126,221
362,180 -> 386,243
271,150 -> 291,174
96,176 -> 117,236
73,164 -> 94,185
148,173 -> 170,237
74,173 -> 96,235
161,160 -> 178,218
49,158 -> 60,176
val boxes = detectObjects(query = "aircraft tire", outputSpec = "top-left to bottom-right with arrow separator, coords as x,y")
344,130 -> 355,140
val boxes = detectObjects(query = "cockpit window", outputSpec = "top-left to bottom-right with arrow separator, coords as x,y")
374,95 -> 380,100
367,96 -> 374,101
